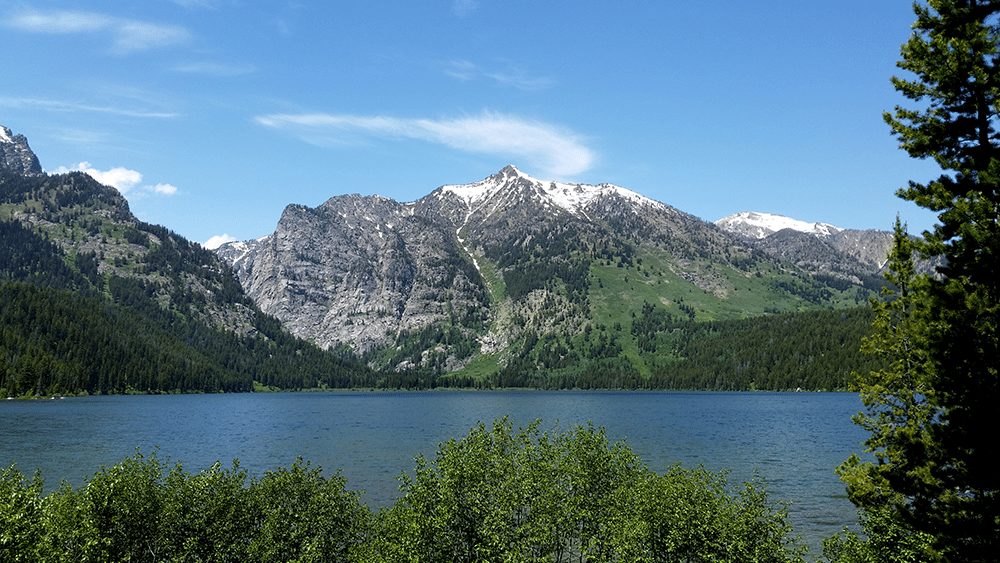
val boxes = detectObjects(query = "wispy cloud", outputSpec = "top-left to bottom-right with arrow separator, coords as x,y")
5,9 -> 189,53
444,59 -> 554,91
48,128 -> 111,146
53,162 -> 179,198
172,61 -> 257,76
0,96 -> 178,119
203,233 -> 236,249
256,111 -> 595,177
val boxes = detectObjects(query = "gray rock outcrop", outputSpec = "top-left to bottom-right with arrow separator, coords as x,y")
0,125 -> 43,176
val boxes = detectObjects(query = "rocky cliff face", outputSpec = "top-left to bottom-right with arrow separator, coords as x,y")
218,193 -> 489,361
0,125 -> 43,176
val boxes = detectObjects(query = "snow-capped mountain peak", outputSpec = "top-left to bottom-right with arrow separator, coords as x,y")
438,165 -> 666,218
0,126 -> 13,144
715,211 -> 842,239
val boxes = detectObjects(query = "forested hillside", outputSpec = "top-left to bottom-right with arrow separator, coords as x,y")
0,169 -> 372,396
480,306 -> 878,390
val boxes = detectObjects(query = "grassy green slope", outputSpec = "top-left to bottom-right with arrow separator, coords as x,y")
437,239 -> 875,389
587,245 -> 870,377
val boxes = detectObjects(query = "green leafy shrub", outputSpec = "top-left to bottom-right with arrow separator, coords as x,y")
2,421 -> 804,562
0,466 -> 44,562
363,418 -> 804,562
249,459 -> 370,562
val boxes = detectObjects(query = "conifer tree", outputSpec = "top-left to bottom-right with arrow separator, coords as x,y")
844,1 -> 1000,560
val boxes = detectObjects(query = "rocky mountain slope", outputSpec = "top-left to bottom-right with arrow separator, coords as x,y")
218,194 -> 489,370
219,166 -> 885,379
0,125 -> 370,394
0,125 -> 42,176
715,211 -> 895,290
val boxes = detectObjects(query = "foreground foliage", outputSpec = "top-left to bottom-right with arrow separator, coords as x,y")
0,420 -> 804,562
0,454 -> 369,562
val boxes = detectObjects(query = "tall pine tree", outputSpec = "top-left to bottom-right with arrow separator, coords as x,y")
844,1 -> 1000,561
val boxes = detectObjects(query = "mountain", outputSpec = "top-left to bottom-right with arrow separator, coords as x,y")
1,124 -> 882,391
715,211 -> 895,291
0,125 -> 371,395
0,125 -> 43,176
217,193 -> 489,370
219,166 -> 880,383
715,211 -> 842,239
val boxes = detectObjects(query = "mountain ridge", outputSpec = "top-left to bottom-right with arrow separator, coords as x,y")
218,165 -> 888,379
715,210 -> 842,239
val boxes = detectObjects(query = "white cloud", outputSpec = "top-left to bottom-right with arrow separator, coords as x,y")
112,20 -> 189,53
484,70 -> 555,91
256,111 -> 595,177
53,162 -> 179,197
49,129 -> 111,145
444,59 -> 477,81
0,96 -> 178,119
150,183 -> 179,196
54,162 -> 143,193
9,10 -> 107,33
6,9 -> 189,53
203,234 -> 236,249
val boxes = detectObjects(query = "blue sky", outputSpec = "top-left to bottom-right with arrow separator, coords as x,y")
1,1 -> 939,247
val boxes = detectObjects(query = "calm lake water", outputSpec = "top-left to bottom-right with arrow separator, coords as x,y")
0,391 -> 865,553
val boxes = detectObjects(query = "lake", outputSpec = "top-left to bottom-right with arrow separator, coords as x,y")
0,390 -> 865,554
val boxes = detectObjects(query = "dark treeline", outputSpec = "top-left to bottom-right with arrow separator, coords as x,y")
1,282 -> 246,394
0,280 -> 375,396
645,307 -> 881,390
361,306 -> 878,391
0,420 -> 805,562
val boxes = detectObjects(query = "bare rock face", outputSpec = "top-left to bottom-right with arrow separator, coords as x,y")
0,125 -> 43,176
827,229 -> 895,270
222,193 -> 488,354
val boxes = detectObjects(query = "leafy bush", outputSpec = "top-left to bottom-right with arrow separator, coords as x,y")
0,466 -> 44,562
1,420 -> 805,562
363,418 -> 805,562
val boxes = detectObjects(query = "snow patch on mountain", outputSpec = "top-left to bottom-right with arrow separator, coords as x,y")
440,164 -> 666,218
715,211 -> 842,239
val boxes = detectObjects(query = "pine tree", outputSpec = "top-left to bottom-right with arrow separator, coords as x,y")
844,1 -> 1000,560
